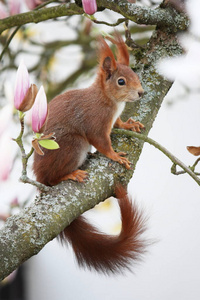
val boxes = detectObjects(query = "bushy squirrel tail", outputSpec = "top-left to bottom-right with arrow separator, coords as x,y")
59,185 -> 148,274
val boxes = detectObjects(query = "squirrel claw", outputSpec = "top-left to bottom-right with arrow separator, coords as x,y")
61,170 -> 88,183
117,151 -> 127,156
116,153 -> 131,169
121,118 -> 145,133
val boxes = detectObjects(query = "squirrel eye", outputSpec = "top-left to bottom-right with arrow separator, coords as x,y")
117,78 -> 126,86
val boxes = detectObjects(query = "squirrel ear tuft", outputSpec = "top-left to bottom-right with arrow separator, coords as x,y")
97,36 -> 117,76
106,31 -> 129,66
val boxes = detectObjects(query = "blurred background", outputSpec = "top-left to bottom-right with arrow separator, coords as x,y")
0,0 -> 200,299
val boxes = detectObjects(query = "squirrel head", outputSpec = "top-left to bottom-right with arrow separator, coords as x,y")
97,32 -> 144,103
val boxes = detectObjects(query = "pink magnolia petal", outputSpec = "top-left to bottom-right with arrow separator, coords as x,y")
25,0 -> 36,10
2,270 -> 17,284
0,213 -> 10,222
8,0 -> 21,16
14,60 -> 30,110
0,105 -> 12,137
0,133 -> 13,182
82,0 -> 97,15
25,0 -> 42,10
32,86 -> 48,133
0,3 -> 8,19
11,197 -> 20,207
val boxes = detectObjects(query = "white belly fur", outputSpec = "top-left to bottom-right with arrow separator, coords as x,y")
77,144 -> 91,168
111,102 -> 125,127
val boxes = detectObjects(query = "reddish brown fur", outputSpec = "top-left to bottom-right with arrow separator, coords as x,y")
106,32 -> 129,66
33,34 -> 144,185
33,33 -> 147,274
97,36 -> 117,73
60,185 -> 147,274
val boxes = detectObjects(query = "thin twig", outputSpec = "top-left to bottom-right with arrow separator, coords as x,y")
0,26 -> 20,62
13,115 -> 51,193
171,157 -> 200,176
19,174 -> 51,192
192,157 -> 200,170
86,15 -> 127,27
113,129 -> 200,186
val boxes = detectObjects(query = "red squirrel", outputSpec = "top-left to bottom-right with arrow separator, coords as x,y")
33,33 -> 147,274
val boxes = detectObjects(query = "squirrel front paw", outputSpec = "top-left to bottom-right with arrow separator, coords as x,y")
61,170 -> 88,183
110,152 -> 131,169
121,118 -> 145,132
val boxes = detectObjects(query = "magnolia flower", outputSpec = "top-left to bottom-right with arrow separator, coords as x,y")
8,0 -> 21,16
158,0 -> 200,92
187,0 -> 200,37
0,3 -> 8,19
0,105 -> 12,137
0,213 -> 10,222
25,0 -> 43,10
14,61 -> 37,112
0,0 -> 22,18
82,0 -> 97,15
2,270 -> 17,284
31,86 -> 48,133
10,197 -> 20,208
0,133 -> 13,182
158,40 -> 200,90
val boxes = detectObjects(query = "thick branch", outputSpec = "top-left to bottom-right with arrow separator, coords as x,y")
0,157 -> 123,281
98,0 -> 188,30
0,1 -> 188,34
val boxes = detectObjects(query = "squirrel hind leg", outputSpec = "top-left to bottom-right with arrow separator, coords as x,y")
60,169 -> 88,183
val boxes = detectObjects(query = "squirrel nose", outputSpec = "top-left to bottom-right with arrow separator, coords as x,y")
138,90 -> 144,98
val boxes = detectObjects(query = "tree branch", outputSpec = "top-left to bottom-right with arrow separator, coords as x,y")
13,115 -> 50,192
0,1 -> 188,35
0,3 -> 83,34
98,0 -> 188,30
0,152 -> 133,281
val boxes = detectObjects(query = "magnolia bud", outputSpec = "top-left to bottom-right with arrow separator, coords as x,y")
14,61 -> 30,110
82,0 -> 97,15
31,86 -> 48,133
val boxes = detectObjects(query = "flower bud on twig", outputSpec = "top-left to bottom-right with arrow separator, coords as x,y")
31,85 -> 48,133
82,0 -> 97,15
14,61 -> 37,112
14,60 -> 30,110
